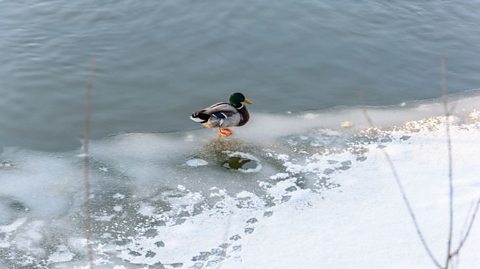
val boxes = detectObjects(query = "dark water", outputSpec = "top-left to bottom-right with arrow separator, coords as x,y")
1,0 -> 480,151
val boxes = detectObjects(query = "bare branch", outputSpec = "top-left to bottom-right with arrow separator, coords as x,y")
457,200 -> 477,248
357,92 -> 442,269
441,52 -> 455,269
450,198 -> 480,258
448,101 -> 457,116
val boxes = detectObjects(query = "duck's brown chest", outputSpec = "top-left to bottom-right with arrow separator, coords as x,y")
238,106 -> 250,126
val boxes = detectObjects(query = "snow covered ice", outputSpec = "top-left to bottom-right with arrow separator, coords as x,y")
1,94 -> 480,268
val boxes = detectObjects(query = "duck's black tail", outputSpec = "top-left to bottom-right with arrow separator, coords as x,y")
190,112 -> 210,123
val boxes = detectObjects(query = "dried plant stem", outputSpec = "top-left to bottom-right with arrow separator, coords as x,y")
441,53 -> 455,269
450,198 -> 480,258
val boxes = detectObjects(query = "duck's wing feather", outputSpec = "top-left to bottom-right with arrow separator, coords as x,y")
191,102 -> 242,128
191,102 -> 238,124
200,102 -> 238,116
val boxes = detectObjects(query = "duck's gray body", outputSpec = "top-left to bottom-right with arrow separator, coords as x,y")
190,102 -> 250,128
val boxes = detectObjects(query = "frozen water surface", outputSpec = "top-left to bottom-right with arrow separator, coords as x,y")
1,94 -> 480,268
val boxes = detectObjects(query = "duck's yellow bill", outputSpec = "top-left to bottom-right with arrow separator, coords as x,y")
244,98 -> 253,104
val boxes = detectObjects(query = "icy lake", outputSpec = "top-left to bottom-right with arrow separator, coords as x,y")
1,94 -> 480,268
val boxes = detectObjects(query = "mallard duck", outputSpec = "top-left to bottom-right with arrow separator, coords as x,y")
190,92 -> 252,137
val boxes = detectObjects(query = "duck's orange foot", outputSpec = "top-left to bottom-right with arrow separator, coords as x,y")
218,128 -> 234,137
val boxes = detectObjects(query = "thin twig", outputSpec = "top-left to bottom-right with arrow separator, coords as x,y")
83,57 -> 95,269
441,52 -> 455,269
357,92 -> 442,268
450,198 -> 480,257
457,200 -> 476,249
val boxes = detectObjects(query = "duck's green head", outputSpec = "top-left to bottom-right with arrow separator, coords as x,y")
229,92 -> 252,107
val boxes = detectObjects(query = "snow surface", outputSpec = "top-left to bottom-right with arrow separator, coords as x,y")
223,116 -> 480,269
1,96 -> 480,268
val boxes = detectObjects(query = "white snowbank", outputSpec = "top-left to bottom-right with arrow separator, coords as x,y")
222,117 -> 480,269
